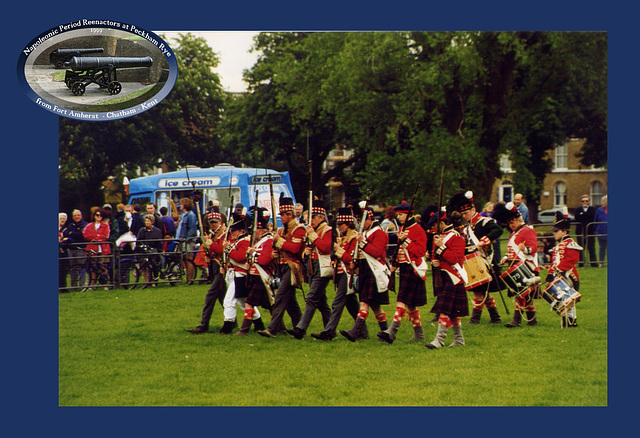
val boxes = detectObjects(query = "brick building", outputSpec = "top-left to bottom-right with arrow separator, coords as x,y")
492,138 -> 607,221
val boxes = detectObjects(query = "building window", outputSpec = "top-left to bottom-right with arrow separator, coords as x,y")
590,181 -> 604,205
555,143 -> 568,170
499,154 -> 513,172
554,182 -> 567,207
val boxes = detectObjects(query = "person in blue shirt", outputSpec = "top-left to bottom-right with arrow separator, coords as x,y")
594,195 -> 608,267
513,193 -> 529,224
176,197 -> 198,259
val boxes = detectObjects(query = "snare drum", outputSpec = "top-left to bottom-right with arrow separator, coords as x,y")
542,276 -> 581,316
463,252 -> 492,290
500,260 -> 541,298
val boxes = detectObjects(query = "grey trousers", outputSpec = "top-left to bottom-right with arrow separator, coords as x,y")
296,260 -> 332,331
266,264 -> 303,332
322,272 -> 360,334
198,268 -> 225,329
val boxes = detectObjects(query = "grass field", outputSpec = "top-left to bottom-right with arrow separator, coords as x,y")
59,267 -> 607,407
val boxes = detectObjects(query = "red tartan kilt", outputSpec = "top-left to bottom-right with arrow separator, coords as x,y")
397,263 -> 427,307
246,274 -> 272,309
430,272 -> 469,318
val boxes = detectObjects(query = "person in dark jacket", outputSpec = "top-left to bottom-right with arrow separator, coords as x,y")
62,209 -> 89,287
574,194 -> 597,267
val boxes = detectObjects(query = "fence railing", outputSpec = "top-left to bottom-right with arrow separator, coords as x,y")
59,237 -> 208,292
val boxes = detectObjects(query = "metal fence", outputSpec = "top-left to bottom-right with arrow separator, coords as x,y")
58,238 -> 208,292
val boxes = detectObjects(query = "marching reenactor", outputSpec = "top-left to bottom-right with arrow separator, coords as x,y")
258,197 -> 306,338
237,207 -> 274,335
493,202 -> 541,328
448,191 -> 504,324
311,207 -> 367,341
219,213 -> 264,334
378,201 -> 428,343
340,203 -> 391,342
188,207 -> 228,334
426,210 -> 469,349
547,210 -> 582,327
289,200 -> 333,339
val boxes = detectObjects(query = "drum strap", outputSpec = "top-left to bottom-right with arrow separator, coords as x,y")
465,226 -> 493,263
442,232 -> 468,284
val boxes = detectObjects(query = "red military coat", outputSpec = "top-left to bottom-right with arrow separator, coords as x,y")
397,219 -> 427,265
549,235 -> 581,281
504,225 -> 540,271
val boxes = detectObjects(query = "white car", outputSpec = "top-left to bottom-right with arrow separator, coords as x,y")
537,209 -> 575,224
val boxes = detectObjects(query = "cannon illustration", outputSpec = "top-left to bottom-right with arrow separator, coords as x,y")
64,56 -> 154,96
50,48 -> 105,68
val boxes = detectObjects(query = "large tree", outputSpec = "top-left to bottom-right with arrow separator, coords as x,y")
59,33 -> 227,214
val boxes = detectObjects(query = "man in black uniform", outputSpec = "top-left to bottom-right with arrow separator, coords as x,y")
449,191 -> 504,324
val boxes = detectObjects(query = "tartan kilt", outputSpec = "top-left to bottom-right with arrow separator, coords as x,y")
430,272 -> 469,318
357,259 -> 390,306
397,263 -> 427,307
246,274 -> 272,309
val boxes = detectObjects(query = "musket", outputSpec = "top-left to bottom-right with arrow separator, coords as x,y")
389,183 -> 421,267
331,210 -> 338,292
222,170 -> 234,268
433,166 -> 445,288
349,192 -> 370,289
306,135 -> 314,278
251,183 -> 260,247
268,174 -> 281,272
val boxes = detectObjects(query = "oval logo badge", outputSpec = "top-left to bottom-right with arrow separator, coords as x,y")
18,20 -> 178,121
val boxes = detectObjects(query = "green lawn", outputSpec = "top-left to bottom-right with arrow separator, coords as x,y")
59,267 -> 607,406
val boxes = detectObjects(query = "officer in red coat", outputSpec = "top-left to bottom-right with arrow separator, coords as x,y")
258,196 -> 306,338
340,202 -> 390,342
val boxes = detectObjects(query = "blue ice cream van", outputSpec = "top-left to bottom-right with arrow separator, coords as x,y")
125,164 -> 296,226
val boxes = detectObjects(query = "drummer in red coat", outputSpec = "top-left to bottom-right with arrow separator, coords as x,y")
493,202 -> 541,328
448,191 -> 504,324
547,210 -> 582,327
425,210 -> 469,349
378,201 -> 428,344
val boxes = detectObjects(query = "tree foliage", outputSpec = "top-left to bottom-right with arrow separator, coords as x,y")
59,33 -> 226,214
225,31 -> 606,210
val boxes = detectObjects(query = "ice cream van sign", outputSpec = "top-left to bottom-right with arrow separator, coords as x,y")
158,177 -> 230,188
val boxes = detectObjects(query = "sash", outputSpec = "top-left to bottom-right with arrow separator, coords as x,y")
254,263 -> 276,305
401,246 -> 428,280
362,251 -> 391,293
442,232 -> 468,285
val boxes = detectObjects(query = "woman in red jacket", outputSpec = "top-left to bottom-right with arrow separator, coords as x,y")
82,209 -> 111,257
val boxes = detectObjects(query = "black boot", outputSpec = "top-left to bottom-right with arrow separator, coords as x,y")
311,330 -> 335,341
218,320 -> 234,334
378,320 -> 389,332
188,325 -> 208,334
357,321 -> 370,340
377,320 -> 401,344
252,317 -> 265,332
504,310 -> 522,328
287,327 -> 305,340
526,310 -> 538,326
467,308 -> 482,324
340,318 -> 366,342
487,307 -> 502,324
